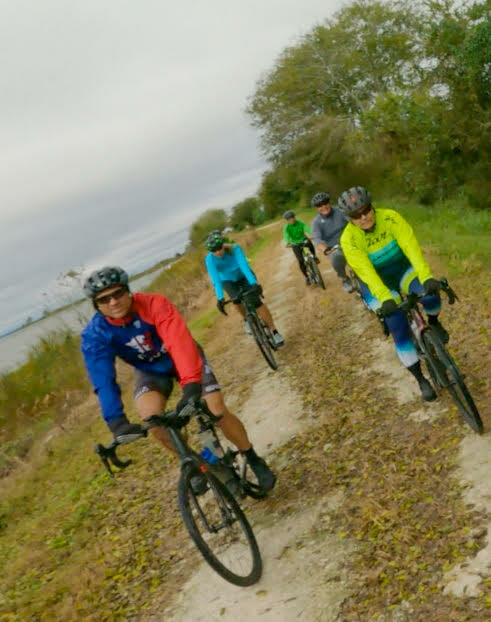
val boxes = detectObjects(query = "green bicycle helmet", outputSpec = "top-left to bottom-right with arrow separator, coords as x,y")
205,232 -> 224,252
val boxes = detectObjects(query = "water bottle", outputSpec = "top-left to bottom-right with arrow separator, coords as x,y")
199,428 -> 224,465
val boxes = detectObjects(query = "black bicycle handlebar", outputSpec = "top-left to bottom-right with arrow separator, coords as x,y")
94,399 -> 223,477
377,277 -> 458,318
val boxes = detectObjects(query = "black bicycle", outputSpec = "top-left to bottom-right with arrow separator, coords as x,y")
225,286 -> 278,370
345,265 -> 364,301
385,278 -> 483,434
300,240 -> 325,289
95,400 -> 264,585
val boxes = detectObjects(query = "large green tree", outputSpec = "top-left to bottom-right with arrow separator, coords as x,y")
247,0 -> 490,206
246,0 -> 422,160
229,197 -> 261,230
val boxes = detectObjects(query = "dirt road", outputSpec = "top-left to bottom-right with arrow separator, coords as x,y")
157,230 -> 490,622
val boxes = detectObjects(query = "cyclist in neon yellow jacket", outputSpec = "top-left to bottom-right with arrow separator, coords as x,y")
339,186 -> 448,401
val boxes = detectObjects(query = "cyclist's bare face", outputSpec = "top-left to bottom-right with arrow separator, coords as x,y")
316,203 -> 332,216
286,217 -> 295,225
95,285 -> 132,318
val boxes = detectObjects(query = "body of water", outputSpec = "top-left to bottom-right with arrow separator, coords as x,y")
0,229 -> 189,374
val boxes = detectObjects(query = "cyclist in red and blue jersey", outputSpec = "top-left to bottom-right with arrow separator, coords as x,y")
80,266 -> 276,490
339,187 -> 448,401
204,233 -> 284,346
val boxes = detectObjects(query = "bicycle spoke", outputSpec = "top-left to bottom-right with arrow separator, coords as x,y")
178,466 -> 262,585
248,313 -> 278,370
422,329 -> 483,434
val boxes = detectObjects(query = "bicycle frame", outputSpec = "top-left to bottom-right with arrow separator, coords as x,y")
94,402 -> 259,498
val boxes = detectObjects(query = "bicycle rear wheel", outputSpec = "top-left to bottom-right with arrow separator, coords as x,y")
178,464 -> 262,586
422,329 -> 483,434
248,312 -> 278,370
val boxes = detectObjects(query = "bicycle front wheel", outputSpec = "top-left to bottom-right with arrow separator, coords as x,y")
178,464 -> 262,586
248,313 -> 278,370
309,258 -> 325,289
422,329 -> 483,434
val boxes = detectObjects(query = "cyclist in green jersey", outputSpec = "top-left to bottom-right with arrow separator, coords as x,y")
339,187 -> 448,401
282,210 -> 319,284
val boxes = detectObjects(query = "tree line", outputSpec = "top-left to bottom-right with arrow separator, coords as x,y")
188,0 -> 489,247
247,0 -> 489,215
188,198 -> 267,248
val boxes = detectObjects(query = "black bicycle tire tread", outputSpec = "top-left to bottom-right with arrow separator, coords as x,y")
422,329 -> 483,434
261,321 -> 278,351
178,464 -> 262,586
310,258 -> 326,289
248,313 -> 278,370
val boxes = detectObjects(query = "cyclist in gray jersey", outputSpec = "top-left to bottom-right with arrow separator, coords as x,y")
310,191 -> 353,293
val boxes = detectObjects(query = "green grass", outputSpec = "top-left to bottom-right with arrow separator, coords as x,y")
0,207 -> 488,620
244,229 -> 274,261
380,198 -> 491,274
0,330 -> 89,468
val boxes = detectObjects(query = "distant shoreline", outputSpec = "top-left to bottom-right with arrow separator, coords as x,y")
0,254 -> 180,340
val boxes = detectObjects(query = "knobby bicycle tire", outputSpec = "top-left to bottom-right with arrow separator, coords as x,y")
248,312 -> 278,370
346,267 -> 366,307
422,329 -> 483,434
178,464 -> 262,586
261,321 -> 278,351
309,258 -> 325,289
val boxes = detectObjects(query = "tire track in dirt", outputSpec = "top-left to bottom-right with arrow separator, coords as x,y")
348,274 -> 491,600
162,237 -> 354,622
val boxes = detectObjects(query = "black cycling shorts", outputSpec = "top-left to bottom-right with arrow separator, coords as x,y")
133,344 -> 221,401
222,278 -> 262,308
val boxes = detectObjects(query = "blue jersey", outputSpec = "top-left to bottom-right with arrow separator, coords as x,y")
205,244 -> 257,300
80,293 -> 202,423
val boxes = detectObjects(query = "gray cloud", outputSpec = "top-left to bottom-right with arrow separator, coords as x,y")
0,0 -> 338,336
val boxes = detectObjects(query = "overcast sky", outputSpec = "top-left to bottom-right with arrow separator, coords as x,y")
0,0 -> 341,336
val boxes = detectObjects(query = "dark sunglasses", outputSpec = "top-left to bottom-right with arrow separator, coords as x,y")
95,286 -> 128,305
350,204 -> 372,220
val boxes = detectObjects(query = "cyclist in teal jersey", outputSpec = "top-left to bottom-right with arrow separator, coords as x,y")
204,233 -> 284,346
282,210 -> 319,285
339,187 -> 448,401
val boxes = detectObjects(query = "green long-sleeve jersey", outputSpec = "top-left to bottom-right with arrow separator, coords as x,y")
282,219 -> 311,245
340,208 -> 433,302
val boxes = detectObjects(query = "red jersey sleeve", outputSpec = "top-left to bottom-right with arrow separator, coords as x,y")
132,293 -> 203,386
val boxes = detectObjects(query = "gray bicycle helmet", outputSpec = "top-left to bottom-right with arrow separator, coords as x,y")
311,191 -> 330,207
282,209 -> 295,219
83,266 -> 129,298
337,187 -> 372,217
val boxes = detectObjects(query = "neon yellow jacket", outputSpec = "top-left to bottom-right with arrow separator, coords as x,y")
340,208 -> 433,302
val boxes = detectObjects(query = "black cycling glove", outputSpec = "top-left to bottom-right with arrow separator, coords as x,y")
107,416 -> 142,439
379,299 -> 398,317
172,382 -> 202,429
423,278 -> 440,295
176,381 -> 201,413
217,299 -> 227,315
251,283 -> 263,297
